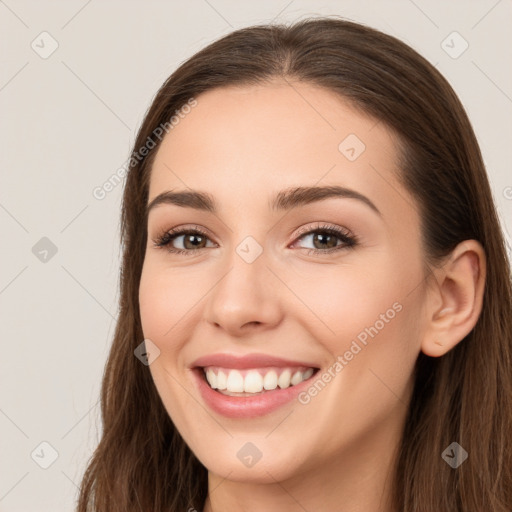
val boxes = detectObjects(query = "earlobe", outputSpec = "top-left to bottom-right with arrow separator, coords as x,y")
420,240 -> 486,358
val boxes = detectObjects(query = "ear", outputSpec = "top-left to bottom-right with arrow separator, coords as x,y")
421,240 -> 486,357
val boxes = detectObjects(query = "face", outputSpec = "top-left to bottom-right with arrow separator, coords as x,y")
139,81 -> 428,484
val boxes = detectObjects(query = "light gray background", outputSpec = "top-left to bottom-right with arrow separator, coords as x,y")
1,1 -> 511,510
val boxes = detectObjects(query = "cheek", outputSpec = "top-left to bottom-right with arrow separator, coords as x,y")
287,250 -> 424,416
286,256 -> 417,355
139,266 -> 171,341
278,265 -> 423,460
138,263 -> 203,435
138,262 -> 203,345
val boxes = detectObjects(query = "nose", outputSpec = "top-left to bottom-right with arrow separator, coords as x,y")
203,247 -> 284,337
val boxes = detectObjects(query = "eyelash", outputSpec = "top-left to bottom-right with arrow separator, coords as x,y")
151,223 -> 359,257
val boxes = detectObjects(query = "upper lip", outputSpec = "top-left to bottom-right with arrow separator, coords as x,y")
191,353 -> 319,370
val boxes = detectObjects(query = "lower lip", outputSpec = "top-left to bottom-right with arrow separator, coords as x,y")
192,368 -> 318,418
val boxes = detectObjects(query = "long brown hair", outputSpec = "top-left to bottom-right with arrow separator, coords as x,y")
76,16 -> 512,511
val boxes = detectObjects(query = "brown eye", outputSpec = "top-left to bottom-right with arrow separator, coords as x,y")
153,226 -> 216,255
292,224 -> 358,255
180,232 -> 208,250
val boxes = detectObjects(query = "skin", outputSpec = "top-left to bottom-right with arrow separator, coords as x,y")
138,80 -> 486,512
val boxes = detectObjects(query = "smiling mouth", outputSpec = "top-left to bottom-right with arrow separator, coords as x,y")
198,366 -> 319,396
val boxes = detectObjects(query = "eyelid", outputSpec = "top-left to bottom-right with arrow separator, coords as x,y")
152,221 -> 358,256
291,222 -> 354,241
155,222 -> 353,241
152,224 -> 216,247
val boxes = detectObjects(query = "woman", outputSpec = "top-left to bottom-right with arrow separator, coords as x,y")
77,16 -> 512,512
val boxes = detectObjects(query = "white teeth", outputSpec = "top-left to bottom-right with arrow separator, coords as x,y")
216,370 -> 227,390
263,370 -> 278,390
303,368 -> 314,380
226,369 -> 244,392
278,369 -> 292,389
290,370 -> 303,386
204,366 -> 316,394
244,370 -> 263,393
206,368 -> 217,389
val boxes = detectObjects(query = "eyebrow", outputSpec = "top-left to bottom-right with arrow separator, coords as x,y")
146,185 -> 381,217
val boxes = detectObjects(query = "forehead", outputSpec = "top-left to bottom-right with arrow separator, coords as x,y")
148,81 -> 416,224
